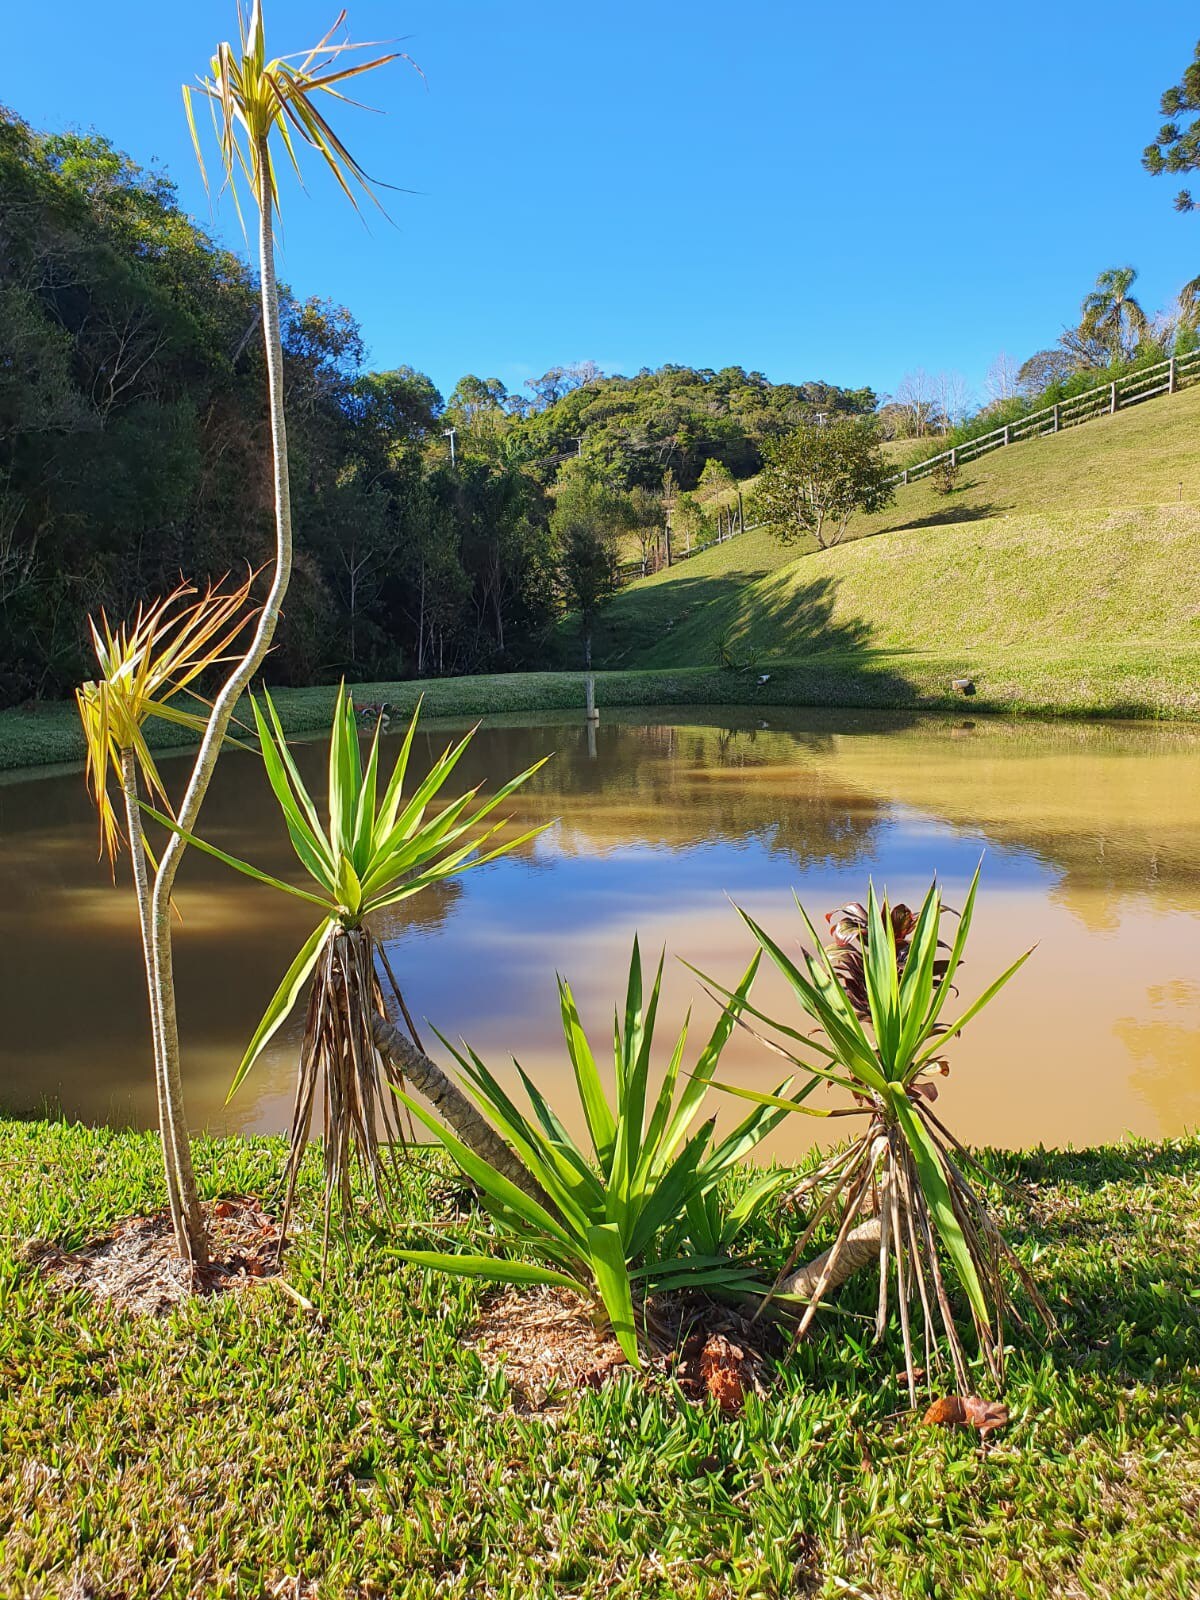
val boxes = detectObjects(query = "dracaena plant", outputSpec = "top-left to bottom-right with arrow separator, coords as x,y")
700,868 -> 1053,1398
77,576 -> 257,1252
393,942 -> 790,1366
148,686 -> 547,1254
103,2 -> 411,1268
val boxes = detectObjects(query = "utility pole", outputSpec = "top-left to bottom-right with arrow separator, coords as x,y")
443,426 -> 457,465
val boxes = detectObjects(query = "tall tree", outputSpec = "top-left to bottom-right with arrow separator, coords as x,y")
753,418 -> 893,550
1143,39 -> 1200,317
1080,267 -> 1149,360
125,3 -> 408,1263
551,464 -> 622,668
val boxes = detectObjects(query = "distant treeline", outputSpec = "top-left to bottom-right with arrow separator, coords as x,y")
0,106 -> 871,704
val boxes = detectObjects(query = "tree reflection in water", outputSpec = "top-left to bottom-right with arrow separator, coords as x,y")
0,707 -> 1198,1153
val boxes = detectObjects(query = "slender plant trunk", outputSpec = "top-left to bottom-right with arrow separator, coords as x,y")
369,1013 -> 551,1205
778,1218 -> 881,1298
120,750 -> 179,1228
147,151 -> 294,1264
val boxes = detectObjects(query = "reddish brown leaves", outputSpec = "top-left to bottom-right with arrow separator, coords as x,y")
922,1394 -> 1009,1437
698,1334 -> 750,1415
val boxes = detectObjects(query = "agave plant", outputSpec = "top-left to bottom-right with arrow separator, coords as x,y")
394,942 -> 790,1365
700,869 -> 1053,1397
147,686 -> 547,1253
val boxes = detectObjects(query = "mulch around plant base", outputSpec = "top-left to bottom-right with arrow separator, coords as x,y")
465,1285 -> 781,1414
27,1196 -> 284,1316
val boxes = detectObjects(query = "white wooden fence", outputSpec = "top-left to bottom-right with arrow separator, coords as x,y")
894,347 -> 1200,485
623,347 -> 1200,581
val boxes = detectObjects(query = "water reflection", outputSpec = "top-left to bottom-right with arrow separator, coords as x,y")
1,707 -> 1197,1156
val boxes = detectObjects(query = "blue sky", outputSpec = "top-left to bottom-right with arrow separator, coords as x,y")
8,1 -> 1199,408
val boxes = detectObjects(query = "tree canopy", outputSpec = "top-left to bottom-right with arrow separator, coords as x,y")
751,418 -> 894,549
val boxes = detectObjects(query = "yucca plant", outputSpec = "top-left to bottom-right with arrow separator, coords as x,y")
393,942 -> 790,1366
76,576 -> 257,1251
700,869 -> 1053,1398
147,686 -> 547,1255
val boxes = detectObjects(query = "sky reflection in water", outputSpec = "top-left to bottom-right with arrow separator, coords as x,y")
1,706 -> 1198,1159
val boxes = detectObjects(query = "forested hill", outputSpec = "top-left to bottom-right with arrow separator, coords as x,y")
0,101 -> 872,706
481,366 -> 876,489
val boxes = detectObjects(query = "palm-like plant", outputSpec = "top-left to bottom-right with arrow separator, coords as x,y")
77,577 -> 257,1232
1080,266 -> 1150,360
77,578 -> 256,870
701,870 -> 1052,1398
123,3 -> 410,1265
148,687 -> 547,1255
394,943 -> 789,1366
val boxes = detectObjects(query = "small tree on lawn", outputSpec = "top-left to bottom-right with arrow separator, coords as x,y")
672,492 -> 706,555
753,417 -> 894,549
628,484 -> 664,576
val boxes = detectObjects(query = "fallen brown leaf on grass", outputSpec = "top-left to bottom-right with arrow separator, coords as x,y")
699,1334 -> 749,1415
922,1395 -> 1010,1437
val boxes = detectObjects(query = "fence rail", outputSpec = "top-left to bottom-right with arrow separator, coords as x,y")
894,347 -> 1200,485
623,347 -> 1200,582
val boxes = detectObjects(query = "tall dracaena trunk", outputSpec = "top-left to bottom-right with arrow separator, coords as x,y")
121,750 -> 171,1182
148,147 -> 293,1264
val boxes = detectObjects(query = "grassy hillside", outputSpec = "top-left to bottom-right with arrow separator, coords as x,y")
582,381 -> 1200,676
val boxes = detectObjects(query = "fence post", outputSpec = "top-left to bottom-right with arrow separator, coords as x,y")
1053,403 -> 1060,433
1169,356 -> 1177,394
1003,425 -> 1010,446
902,468 -> 908,485
950,447 -> 957,468
1110,382 -> 1118,414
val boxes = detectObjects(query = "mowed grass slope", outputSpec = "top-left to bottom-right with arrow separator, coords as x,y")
585,381 -> 1200,691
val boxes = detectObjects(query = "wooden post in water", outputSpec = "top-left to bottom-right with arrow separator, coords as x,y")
585,673 -> 599,725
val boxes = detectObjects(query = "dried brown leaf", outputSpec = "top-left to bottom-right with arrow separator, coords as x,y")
699,1334 -> 749,1416
922,1394 -> 1009,1436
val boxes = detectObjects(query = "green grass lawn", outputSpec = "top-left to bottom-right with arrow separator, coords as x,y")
573,379 -> 1200,678
2,1119 -> 1198,1598
5,643 -> 1200,778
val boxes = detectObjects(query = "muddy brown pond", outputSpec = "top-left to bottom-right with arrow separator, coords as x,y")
2,706 -> 1199,1160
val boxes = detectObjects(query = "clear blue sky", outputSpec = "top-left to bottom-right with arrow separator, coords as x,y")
8,1 -> 1199,408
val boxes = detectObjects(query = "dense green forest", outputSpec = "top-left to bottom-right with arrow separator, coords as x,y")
0,106 -> 872,704
7,90 -> 1193,708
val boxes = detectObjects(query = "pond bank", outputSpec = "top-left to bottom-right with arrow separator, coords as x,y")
3,645 -> 1200,772
2,1118 -> 1198,1598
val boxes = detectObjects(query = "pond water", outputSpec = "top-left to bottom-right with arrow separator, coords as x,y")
2,706 -> 1199,1160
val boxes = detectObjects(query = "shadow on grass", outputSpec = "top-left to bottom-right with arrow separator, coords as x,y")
997,1139 -> 1200,1189
882,499 -> 1009,534
598,569 -> 918,680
